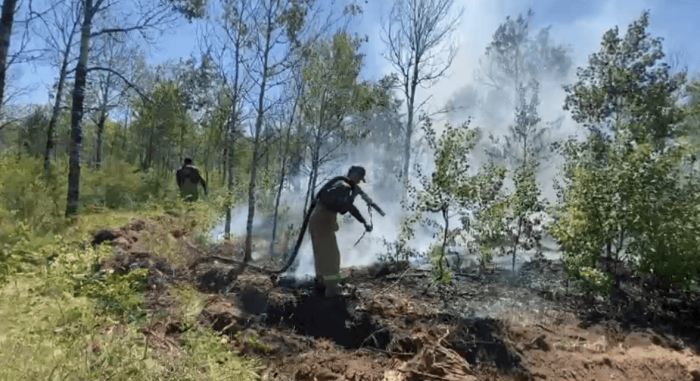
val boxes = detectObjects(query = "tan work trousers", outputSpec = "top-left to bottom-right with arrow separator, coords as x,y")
308,203 -> 341,297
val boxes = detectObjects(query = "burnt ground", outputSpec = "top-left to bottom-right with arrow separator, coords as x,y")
93,218 -> 700,381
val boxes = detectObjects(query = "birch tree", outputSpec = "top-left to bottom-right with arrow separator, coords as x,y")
88,35 -> 135,169
480,9 -> 571,167
268,60 -> 303,255
206,0 -> 251,240
64,0 -> 205,217
382,0 -> 460,188
299,32 -> 383,213
242,0 -> 311,261
1,0 -> 47,118
0,0 -> 18,113
33,0 -> 82,177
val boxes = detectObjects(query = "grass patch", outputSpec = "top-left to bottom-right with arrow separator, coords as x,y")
0,205 -> 261,381
172,284 -> 208,327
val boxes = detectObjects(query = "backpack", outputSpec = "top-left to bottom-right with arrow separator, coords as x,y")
316,178 -> 355,214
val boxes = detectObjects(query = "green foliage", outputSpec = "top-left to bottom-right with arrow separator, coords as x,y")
403,119 -> 478,280
18,106 -> 50,156
235,330 -> 275,354
82,161 -> 145,209
166,0 -> 208,21
179,328 -> 262,380
429,243 -> 452,284
0,210 -> 259,381
502,161 -> 545,269
402,118 -> 506,279
563,11 -> 685,145
681,78 -> 700,156
302,32 -> 380,143
75,268 -> 149,323
483,9 -> 571,87
0,156 -> 65,232
511,163 -> 541,217
172,284 -> 207,327
130,81 -> 195,171
578,266 -> 613,296
554,12 -> 699,289
460,161 -> 508,269
481,9 -> 570,168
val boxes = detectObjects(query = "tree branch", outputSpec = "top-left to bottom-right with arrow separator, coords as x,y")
90,25 -> 146,38
86,66 -> 150,102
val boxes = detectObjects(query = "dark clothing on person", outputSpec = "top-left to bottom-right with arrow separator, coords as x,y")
314,177 -> 367,224
176,164 -> 207,201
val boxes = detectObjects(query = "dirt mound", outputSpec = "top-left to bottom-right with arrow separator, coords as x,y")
91,219 -> 148,251
86,217 -> 700,381
509,313 -> 700,381
265,294 -> 392,350
387,332 -> 476,381
286,350 -> 391,381
446,317 -> 526,375
198,296 -> 249,334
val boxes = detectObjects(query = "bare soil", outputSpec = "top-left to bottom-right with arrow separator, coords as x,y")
94,218 -> 700,381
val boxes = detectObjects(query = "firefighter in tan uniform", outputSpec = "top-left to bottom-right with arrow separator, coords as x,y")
309,166 -> 372,297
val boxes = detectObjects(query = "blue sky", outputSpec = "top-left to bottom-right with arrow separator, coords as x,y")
12,0 -> 700,107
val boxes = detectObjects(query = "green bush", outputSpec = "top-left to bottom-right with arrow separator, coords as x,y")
429,244 -> 452,284
0,211 -> 260,381
75,268 -> 149,323
0,156 -> 65,233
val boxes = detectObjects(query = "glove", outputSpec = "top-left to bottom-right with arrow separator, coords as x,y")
364,223 -> 373,232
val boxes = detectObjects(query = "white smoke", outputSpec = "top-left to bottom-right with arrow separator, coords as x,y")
360,0 -> 684,203
211,1 -> 693,275
282,140 -> 439,277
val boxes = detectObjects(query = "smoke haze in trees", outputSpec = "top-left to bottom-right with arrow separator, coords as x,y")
368,0 -> 692,201
211,0 -> 697,277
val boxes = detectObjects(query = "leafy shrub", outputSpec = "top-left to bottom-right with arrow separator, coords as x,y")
0,156 -> 65,234
74,268 -> 149,323
429,243 -> 452,284
578,266 -> 613,296
0,211 -> 260,381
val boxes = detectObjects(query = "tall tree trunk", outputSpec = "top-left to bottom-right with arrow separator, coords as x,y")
179,123 -> 184,162
243,15 -> 273,263
269,155 -> 286,256
122,104 -> 130,159
221,147 -> 228,186
65,0 -> 94,217
512,216 -> 523,272
45,23 -> 78,173
439,206 -> 449,281
303,90 -> 326,215
94,71 -> 112,169
402,97 -> 414,181
223,136 -> 235,240
44,47 -> 73,177
144,123 -> 156,170
401,66 -> 418,195
270,103 -> 297,256
95,107 -> 107,168
245,139 -> 262,261
302,163 -> 313,217
224,21 -> 243,241
224,116 -> 238,240
0,0 -> 17,113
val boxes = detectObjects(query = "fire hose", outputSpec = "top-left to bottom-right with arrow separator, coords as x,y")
190,176 -> 385,277
271,176 -> 385,274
